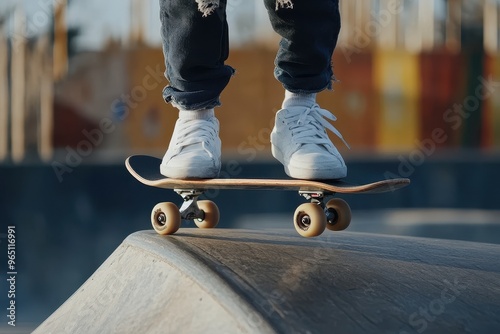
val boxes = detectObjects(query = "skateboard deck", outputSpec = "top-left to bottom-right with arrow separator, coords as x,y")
126,155 -> 410,238
126,155 -> 409,194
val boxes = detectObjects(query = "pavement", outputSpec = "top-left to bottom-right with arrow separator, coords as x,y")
33,228 -> 500,334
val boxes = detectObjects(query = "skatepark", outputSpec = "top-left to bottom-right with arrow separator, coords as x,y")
32,229 -> 500,333
1,157 -> 500,333
2,1 -> 500,333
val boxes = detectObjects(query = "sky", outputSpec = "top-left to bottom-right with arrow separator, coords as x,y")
0,0 -> 273,50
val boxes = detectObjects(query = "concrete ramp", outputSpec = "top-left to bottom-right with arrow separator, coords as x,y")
35,229 -> 500,333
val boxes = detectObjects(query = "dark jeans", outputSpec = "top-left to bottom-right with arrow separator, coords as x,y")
160,0 -> 341,110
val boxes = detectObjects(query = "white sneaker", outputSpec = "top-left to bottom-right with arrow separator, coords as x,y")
271,104 -> 349,180
160,116 -> 221,179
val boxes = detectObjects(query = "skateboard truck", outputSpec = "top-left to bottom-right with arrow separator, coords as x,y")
175,189 -> 205,221
298,191 -> 339,227
149,190 -> 219,235
298,190 -> 331,202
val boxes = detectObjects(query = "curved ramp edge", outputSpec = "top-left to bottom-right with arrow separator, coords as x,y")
34,229 -> 500,333
33,230 -> 274,334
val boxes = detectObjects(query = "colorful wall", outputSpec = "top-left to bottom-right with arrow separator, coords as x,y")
127,47 -> 500,155
53,46 -> 500,158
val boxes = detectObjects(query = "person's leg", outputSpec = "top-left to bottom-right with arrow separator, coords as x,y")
263,0 -> 340,93
264,0 -> 348,179
159,0 -> 233,178
160,0 -> 233,110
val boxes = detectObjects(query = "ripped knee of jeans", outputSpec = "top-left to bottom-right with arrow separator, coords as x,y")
196,0 -> 219,17
276,0 -> 294,10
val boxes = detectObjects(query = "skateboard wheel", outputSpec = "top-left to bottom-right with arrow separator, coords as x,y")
293,203 -> 327,237
195,200 -> 219,229
325,198 -> 351,231
151,202 -> 181,235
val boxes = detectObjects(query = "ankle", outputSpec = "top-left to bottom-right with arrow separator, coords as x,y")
178,108 -> 215,120
282,91 -> 317,109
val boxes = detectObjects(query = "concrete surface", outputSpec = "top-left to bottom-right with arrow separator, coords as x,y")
34,229 -> 500,333
235,209 -> 500,244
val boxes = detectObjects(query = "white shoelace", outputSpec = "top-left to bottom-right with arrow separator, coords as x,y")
285,104 -> 350,149
173,118 -> 219,158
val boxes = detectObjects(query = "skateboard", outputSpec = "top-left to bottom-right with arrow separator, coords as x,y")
126,155 -> 410,238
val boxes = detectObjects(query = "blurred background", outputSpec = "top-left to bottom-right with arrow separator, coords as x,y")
1,0 -> 500,331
